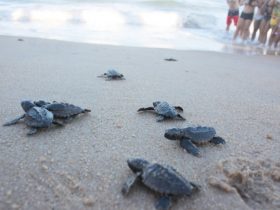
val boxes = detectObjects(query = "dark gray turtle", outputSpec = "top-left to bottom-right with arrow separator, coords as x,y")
137,101 -> 185,122
34,100 -> 91,123
122,158 -> 200,210
164,58 -> 177,62
164,126 -> 226,157
3,100 -> 62,135
98,69 -> 125,80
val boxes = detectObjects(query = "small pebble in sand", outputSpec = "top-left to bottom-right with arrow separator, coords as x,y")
41,164 -> 48,171
17,38 -> 24,41
39,156 -> 47,163
266,134 -> 273,140
208,176 -> 236,193
271,168 -> 280,182
6,190 -> 12,197
82,196 -> 95,207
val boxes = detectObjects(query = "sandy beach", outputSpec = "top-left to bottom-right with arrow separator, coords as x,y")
0,35 -> 279,210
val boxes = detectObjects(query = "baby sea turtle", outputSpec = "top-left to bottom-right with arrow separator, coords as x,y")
164,126 -> 226,157
164,58 -> 177,62
3,100 -> 62,135
137,101 -> 185,122
122,158 -> 200,210
98,69 -> 125,80
34,100 -> 91,123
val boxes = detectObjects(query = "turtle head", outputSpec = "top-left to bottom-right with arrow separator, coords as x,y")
164,128 -> 184,140
153,101 -> 161,107
34,100 -> 50,107
127,158 -> 149,173
21,100 -> 35,112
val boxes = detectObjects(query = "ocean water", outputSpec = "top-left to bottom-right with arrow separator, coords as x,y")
0,0 -> 229,51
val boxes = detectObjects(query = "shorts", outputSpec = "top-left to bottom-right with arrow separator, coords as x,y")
270,17 -> 279,27
227,15 -> 239,26
228,9 -> 239,17
240,12 -> 254,20
254,14 -> 263,21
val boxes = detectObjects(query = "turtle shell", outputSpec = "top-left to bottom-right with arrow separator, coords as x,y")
141,163 -> 194,196
25,107 -> 53,128
184,126 -> 216,143
153,101 -> 177,118
107,69 -> 123,78
44,103 -> 85,118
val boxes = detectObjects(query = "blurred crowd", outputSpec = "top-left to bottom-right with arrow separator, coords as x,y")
226,0 -> 280,49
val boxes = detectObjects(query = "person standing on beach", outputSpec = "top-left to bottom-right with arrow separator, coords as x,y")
233,0 -> 258,42
258,0 -> 274,45
268,0 -> 280,47
226,0 -> 241,31
251,0 -> 265,41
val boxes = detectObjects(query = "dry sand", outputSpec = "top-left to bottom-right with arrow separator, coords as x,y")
0,35 -> 279,210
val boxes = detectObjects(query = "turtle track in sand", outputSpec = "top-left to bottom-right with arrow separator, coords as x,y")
209,158 -> 280,210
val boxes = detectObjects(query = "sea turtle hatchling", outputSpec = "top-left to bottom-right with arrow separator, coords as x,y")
3,100 -> 62,135
164,126 -> 226,157
137,101 -> 185,122
164,58 -> 177,62
98,69 -> 125,80
122,158 -> 200,210
34,100 -> 91,123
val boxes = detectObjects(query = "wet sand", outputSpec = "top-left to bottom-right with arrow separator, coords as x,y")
0,35 -> 279,210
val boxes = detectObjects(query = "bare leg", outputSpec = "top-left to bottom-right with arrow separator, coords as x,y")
258,20 -> 265,43
251,19 -> 261,41
233,18 -> 245,40
242,20 -> 252,41
268,26 -> 277,47
259,21 -> 270,44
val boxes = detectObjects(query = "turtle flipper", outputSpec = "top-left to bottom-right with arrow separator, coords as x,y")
156,115 -> 165,122
180,138 -> 200,157
27,127 -> 38,135
190,182 -> 201,192
3,114 -> 25,126
155,196 -> 172,210
176,114 -> 186,121
97,73 -> 106,78
137,107 -> 154,112
209,136 -> 226,145
173,106 -> 184,112
52,119 -> 64,126
82,109 -> 91,113
122,173 -> 140,195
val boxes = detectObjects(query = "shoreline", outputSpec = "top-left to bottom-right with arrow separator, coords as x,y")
0,35 -> 279,210
2,34 -> 280,57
